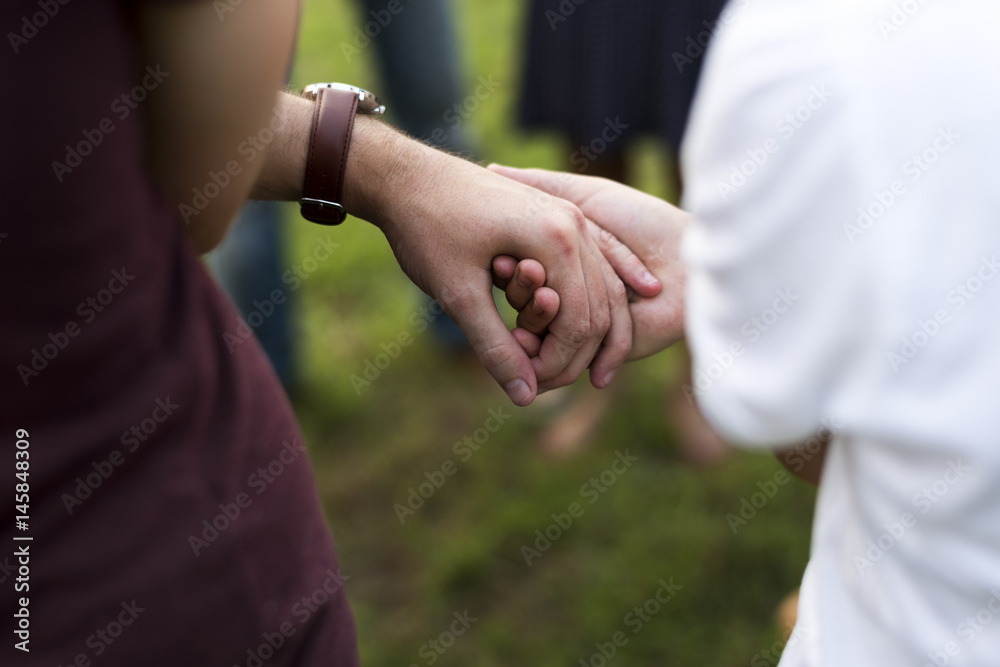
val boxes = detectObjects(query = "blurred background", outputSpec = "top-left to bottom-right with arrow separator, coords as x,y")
222,0 -> 816,664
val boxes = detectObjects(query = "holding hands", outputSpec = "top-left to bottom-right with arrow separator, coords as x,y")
338,117 -> 687,405
342,121 -> 624,405
489,166 -> 690,391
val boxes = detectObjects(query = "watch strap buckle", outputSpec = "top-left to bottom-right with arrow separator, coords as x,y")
299,198 -> 347,225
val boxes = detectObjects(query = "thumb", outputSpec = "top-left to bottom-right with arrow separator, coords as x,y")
441,281 -> 538,407
487,163 -> 602,207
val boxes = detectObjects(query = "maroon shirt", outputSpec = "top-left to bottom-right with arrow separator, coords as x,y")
0,1 -> 358,664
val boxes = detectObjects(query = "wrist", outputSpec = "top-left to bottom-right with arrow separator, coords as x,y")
249,92 -> 313,201
341,115 -> 443,230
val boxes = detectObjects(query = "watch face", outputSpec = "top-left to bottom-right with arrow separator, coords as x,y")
303,83 -> 386,116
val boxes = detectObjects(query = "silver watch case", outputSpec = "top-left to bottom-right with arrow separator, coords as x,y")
302,83 -> 386,116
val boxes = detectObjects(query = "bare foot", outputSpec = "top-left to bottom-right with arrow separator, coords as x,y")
776,588 -> 800,633
539,384 -> 615,458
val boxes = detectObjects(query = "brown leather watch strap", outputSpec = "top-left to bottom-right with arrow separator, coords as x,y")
300,88 -> 359,225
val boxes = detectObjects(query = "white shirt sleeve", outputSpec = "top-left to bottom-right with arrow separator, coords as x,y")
680,10 -> 864,447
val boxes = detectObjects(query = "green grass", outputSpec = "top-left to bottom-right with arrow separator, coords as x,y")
282,1 -> 815,664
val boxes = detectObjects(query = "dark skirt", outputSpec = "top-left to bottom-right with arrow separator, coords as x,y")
519,0 -> 731,151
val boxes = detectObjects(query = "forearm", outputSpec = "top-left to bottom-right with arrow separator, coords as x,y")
340,112 -> 442,230
775,433 -> 830,486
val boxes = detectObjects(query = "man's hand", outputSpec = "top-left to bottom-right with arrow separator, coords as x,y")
342,119 -> 637,405
489,165 -> 689,360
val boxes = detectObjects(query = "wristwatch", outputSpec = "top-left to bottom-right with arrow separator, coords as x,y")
299,83 -> 386,225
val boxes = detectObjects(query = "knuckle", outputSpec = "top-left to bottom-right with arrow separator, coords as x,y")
593,309 -> 611,336
560,320 -> 591,348
598,227 -> 620,252
546,222 -> 578,258
548,198 -> 585,228
609,277 -> 628,303
476,341 -> 516,372
607,332 -> 632,357
540,202 -> 588,255
446,288 -> 476,313
565,202 -> 588,233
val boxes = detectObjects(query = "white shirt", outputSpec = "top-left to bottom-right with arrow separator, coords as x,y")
682,0 -> 1000,664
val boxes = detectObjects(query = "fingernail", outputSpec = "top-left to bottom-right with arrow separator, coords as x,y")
532,299 -> 544,315
602,369 -> 618,387
504,379 -> 532,405
642,271 -> 660,286
517,271 -> 532,288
